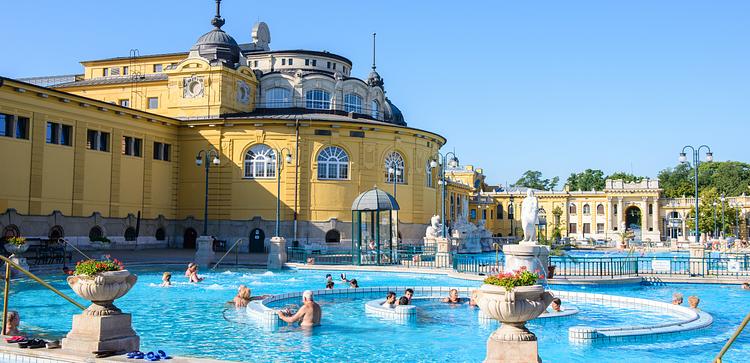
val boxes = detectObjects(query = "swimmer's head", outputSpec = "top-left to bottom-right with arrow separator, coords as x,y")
303,290 -> 314,301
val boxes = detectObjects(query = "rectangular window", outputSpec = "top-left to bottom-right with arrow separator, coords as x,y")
312,59 -> 317,66
569,223 -> 577,234
103,68 -> 109,77
147,97 -> 158,109
153,64 -> 163,73
60,124 -> 72,146
332,63 -> 336,70
153,142 -> 171,161
314,129 -> 332,136
326,61 -> 331,69
470,209 -> 477,220
305,59 -> 309,66
482,210 -> 487,220
119,99 -> 130,107
15,117 -> 28,139
596,223 -> 605,234
254,60 -> 258,67
583,223 -> 591,234
490,210 -> 494,220
648,204 -> 653,215
46,122 -> 59,144
87,130 -> 109,151
288,58 -> 293,65
349,131 -> 365,138
0,113 -> 8,137
281,59 -> 286,65
122,66 -> 129,75
122,136 -> 143,157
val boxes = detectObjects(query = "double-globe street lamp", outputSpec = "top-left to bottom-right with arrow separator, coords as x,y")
274,147 -> 294,238
430,151 -> 459,238
195,148 -> 221,236
679,145 -> 713,243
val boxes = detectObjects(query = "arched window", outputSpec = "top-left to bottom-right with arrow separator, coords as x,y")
265,87 -> 291,108
385,152 -> 405,184
124,227 -> 137,241
371,99 -> 380,119
317,146 -> 349,180
343,93 -> 362,113
569,203 -> 577,214
583,204 -> 591,215
155,227 -> 166,241
426,160 -> 434,188
89,226 -> 104,240
2,225 -> 19,240
305,89 -> 330,110
244,144 -> 276,178
49,225 -> 64,241
325,229 -> 341,243
596,204 -> 605,215
497,204 -> 504,219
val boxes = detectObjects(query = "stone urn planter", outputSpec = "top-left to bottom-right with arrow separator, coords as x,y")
4,242 -> 29,256
476,284 -> 554,362
67,270 -> 137,316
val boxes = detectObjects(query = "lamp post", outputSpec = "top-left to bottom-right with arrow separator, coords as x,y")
274,147 -> 294,238
679,145 -> 713,244
713,202 -> 718,238
195,148 -> 221,236
430,151 -> 459,238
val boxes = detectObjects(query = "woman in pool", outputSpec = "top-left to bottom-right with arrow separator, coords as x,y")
185,263 -> 204,283
233,286 -> 252,308
160,272 -> 172,287
442,289 -> 462,304
4,310 -> 20,336
349,279 -> 359,288
398,296 -> 410,306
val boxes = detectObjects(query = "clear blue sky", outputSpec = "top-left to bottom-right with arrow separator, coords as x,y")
3,0 -> 748,186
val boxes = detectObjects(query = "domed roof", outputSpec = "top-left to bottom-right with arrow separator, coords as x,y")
351,187 -> 400,211
385,98 -> 406,126
189,1 -> 240,65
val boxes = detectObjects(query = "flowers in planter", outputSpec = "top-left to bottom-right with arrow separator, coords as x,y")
74,256 -> 124,276
483,266 -> 544,291
5,237 -> 26,246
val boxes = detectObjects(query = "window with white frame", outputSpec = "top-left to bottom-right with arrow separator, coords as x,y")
265,87 -> 291,108
583,204 -> 591,215
426,160 -> 434,188
385,152 -> 405,184
371,99 -> 380,119
305,89 -> 330,110
317,146 -> 349,180
343,93 -> 363,113
244,144 -> 276,178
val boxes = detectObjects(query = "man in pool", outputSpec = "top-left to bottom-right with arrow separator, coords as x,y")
397,288 -> 414,305
742,282 -> 750,290
672,293 -> 683,305
442,288 -> 463,304
277,290 -> 321,327
688,295 -> 700,310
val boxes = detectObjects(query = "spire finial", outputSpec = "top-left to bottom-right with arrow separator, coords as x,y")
371,32 -> 377,71
211,0 -> 225,29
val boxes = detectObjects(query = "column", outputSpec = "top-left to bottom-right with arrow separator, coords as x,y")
617,197 -> 624,230
606,198 -> 613,231
652,197 -> 660,240
641,197 -> 649,236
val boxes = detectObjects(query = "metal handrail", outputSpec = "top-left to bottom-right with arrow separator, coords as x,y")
714,311 -> 750,362
1,255 -> 85,334
212,238 -> 245,270
59,238 -> 91,260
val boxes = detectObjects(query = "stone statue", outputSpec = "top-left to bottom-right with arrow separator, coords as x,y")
461,197 -> 470,222
425,215 -> 442,238
520,189 -> 539,243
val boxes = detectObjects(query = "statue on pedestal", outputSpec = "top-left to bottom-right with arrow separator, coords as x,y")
520,189 -> 539,243
425,215 -> 443,238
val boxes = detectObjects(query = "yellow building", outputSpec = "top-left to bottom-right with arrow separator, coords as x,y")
0,7 -> 445,251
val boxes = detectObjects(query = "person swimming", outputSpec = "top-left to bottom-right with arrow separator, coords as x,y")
383,291 -> 397,308
185,263 -> 204,283
550,298 -> 562,312
442,289 -> 462,304
161,272 -> 172,287
326,281 -> 334,289
277,290 -> 322,327
233,286 -> 251,308
398,296 -> 410,306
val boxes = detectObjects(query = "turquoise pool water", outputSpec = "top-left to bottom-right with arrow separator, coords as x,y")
5,266 -> 750,362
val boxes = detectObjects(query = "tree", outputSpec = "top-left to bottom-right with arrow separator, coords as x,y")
566,169 -> 605,191
684,187 -> 739,237
513,170 -> 559,191
659,161 -> 750,198
551,206 -> 564,241
606,172 -> 645,183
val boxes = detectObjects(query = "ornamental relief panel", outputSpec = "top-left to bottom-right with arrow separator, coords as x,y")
182,75 -> 205,99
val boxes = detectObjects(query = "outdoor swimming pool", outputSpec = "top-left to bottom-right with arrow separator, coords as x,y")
5,266 -> 750,362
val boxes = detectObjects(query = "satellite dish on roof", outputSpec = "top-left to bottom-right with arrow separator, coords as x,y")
252,22 -> 271,50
